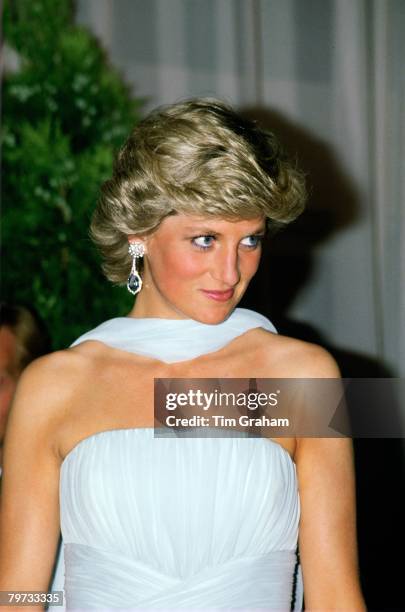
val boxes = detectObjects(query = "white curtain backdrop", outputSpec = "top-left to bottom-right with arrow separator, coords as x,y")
76,0 -> 404,379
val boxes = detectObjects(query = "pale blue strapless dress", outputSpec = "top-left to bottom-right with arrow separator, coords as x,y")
52,308 -> 303,610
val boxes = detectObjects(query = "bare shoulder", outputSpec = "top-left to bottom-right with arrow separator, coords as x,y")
15,341 -> 99,403
250,327 -> 341,378
6,342 -> 102,450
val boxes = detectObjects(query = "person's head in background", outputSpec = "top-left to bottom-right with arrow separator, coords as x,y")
0,303 -> 51,467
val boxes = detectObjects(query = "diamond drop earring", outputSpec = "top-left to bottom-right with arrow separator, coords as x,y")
127,241 -> 145,295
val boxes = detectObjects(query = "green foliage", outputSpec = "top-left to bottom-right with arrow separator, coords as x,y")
2,0 -> 143,348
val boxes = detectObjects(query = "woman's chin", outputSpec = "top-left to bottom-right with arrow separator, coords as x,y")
189,305 -> 236,325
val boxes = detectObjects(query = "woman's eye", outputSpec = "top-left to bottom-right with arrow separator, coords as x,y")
192,235 -> 215,250
191,234 -> 263,250
240,235 -> 263,248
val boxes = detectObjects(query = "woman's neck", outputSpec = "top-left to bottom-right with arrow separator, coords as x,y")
126,289 -> 190,320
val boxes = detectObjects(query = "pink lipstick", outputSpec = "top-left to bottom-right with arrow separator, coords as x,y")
201,289 -> 234,302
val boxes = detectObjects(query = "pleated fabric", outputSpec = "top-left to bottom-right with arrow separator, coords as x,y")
59,308 -> 303,610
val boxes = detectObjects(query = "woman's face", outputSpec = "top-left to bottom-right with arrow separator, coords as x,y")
130,214 -> 266,324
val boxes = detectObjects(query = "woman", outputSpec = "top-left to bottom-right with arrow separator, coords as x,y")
0,99 -> 365,610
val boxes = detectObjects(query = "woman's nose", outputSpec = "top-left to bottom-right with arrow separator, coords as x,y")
211,247 -> 240,287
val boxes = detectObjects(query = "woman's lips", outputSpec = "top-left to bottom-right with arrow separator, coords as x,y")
201,289 -> 234,302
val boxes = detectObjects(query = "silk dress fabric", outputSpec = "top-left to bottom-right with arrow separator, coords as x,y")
55,308 -> 303,610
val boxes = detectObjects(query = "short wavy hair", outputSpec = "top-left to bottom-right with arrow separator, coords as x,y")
90,98 -> 306,284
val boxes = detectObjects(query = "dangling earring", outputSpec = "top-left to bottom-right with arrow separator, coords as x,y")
127,242 -> 145,295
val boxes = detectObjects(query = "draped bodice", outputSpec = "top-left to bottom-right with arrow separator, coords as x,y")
57,308 -> 303,610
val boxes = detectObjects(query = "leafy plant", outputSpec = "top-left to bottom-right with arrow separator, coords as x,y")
2,0 -> 143,348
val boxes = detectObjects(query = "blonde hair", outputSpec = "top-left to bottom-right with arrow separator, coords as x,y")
90,98 -> 306,284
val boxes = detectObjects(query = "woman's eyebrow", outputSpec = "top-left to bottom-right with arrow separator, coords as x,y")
251,225 -> 267,234
183,226 -> 219,234
183,224 -> 266,234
